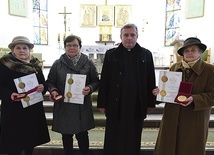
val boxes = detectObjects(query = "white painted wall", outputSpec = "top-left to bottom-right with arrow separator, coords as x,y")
0,0 -> 214,66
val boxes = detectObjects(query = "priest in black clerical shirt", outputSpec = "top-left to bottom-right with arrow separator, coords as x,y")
97,23 -> 156,155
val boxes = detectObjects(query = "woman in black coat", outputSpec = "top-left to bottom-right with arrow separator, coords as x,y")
0,36 -> 50,155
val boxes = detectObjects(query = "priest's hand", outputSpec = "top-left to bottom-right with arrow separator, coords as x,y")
98,108 -> 105,114
152,87 -> 159,96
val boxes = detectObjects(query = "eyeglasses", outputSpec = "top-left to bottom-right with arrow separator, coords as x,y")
66,44 -> 79,48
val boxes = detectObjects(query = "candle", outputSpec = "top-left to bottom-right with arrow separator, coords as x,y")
63,33 -> 66,41
58,33 -> 60,43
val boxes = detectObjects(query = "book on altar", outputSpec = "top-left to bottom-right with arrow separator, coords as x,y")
64,73 -> 86,104
157,70 -> 182,103
14,73 -> 44,108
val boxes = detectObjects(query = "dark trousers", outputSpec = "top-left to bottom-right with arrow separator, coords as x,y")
62,131 -> 89,155
8,147 -> 33,155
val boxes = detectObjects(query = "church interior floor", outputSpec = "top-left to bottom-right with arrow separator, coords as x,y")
33,100 -> 214,155
33,126 -> 214,155
0,126 -> 213,155
41,126 -> 214,149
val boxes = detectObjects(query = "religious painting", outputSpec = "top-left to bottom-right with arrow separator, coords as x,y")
186,0 -> 205,18
8,0 -> 27,17
33,0 -> 48,45
80,4 -> 96,27
115,5 -> 132,28
97,5 -> 114,26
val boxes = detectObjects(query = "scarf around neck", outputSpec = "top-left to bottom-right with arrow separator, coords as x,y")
66,52 -> 81,66
0,52 -> 41,74
181,57 -> 200,68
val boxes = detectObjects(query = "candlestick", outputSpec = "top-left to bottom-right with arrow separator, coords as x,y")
58,33 -> 60,43
63,33 -> 66,41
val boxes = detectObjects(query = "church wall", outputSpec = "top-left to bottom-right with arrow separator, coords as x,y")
0,0 -> 34,45
0,0 -> 214,66
179,0 -> 214,63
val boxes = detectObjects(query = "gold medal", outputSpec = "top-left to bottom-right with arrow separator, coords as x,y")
178,95 -> 187,102
23,96 -> 30,102
161,75 -> 168,82
160,90 -> 167,97
55,95 -> 63,100
67,78 -> 74,85
66,92 -> 72,98
18,82 -> 25,89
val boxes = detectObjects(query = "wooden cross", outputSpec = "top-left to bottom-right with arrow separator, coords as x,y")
59,7 -> 72,33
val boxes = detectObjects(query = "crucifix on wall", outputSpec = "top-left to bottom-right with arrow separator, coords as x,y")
58,6 -> 72,33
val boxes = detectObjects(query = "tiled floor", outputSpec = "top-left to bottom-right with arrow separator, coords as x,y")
40,127 -> 214,149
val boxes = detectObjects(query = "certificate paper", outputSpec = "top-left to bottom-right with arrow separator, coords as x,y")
157,71 -> 182,103
14,73 -> 44,108
64,74 -> 86,104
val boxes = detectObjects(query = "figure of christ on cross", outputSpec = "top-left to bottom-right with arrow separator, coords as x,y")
59,6 -> 72,33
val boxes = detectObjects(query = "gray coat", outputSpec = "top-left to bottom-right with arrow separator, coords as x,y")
47,53 -> 99,134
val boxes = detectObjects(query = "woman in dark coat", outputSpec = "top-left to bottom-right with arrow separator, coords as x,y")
46,35 -> 99,155
153,37 -> 214,155
0,36 -> 50,155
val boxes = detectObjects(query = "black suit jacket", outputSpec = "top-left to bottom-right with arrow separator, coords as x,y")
97,43 -> 156,120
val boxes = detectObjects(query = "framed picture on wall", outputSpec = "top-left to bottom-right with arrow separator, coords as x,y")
186,0 -> 205,18
8,0 -> 27,17
97,5 -> 114,25
115,5 -> 132,28
80,4 -> 96,27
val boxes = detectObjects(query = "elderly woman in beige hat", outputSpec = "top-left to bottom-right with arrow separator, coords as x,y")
0,36 -> 50,155
153,37 -> 214,155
